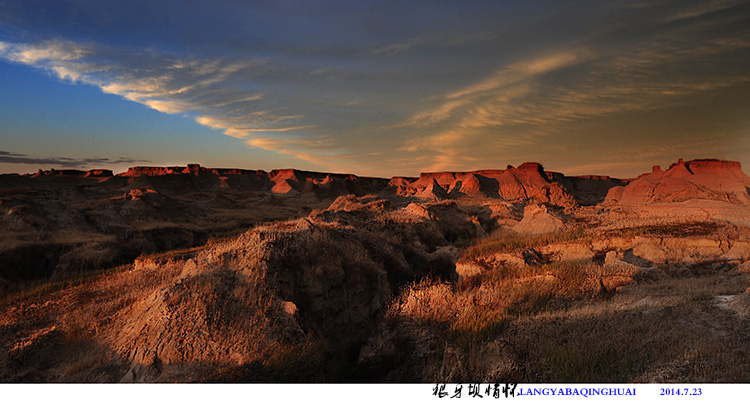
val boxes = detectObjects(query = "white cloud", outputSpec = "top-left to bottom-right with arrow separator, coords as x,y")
141,99 -> 191,115
0,39 -> 317,159
8,40 -> 89,64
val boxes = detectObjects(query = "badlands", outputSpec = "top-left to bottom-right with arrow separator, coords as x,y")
1,158 -> 750,382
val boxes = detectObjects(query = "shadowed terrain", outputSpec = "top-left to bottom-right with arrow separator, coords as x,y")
2,159 -> 750,382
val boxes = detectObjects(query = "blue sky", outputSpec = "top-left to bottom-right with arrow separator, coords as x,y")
1,0 -> 749,177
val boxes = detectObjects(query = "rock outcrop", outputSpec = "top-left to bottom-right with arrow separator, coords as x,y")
417,179 -> 450,201
5,162 -> 632,208
4,158 -> 750,383
512,204 -> 566,235
395,163 -> 578,207
605,159 -> 750,206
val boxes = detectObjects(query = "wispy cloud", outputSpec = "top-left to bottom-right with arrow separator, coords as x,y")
0,0 -> 748,177
364,42 -> 413,57
0,151 -> 149,168
0,39 -> 314,150
556,136 -> 745,177
663,0 -> 745,22
394,5 -> 750,171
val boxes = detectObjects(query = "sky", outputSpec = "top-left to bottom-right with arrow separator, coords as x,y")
0,0 -> 749,178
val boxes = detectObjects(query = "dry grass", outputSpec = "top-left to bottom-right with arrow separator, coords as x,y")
603,221 -> 734,239
0,264 -> 131,307
375,212 -> 750,382
461,227 -> 589,261
205,336 -> 327,382
507,261 -> 750,382
386,259 -> 631,351
0,230 -> 116,251
381,259 -> 750,382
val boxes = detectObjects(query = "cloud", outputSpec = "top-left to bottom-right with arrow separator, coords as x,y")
397,6 -> 750,168
0,1 -> 749,177
0,39 -> 300,137
405,49 -> 591,130
0,38 -> 340,165
363,42 -> 413,57
8,40 -> 89,64
445,50 -> 589,101
663,0 -> 745,22
0,151 -> 150,167
141,99 -> 193,115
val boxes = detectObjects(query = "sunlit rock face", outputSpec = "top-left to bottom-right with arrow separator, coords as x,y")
605,159 -> 750,206
396,162 -> 577,207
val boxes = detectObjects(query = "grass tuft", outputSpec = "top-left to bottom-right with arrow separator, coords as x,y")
462,227 -> 589,261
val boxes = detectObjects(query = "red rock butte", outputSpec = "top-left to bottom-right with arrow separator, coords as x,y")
604,159 -> 750,205
5,158 -> 748,207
